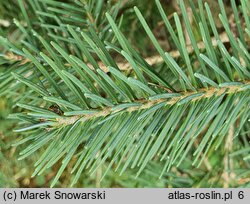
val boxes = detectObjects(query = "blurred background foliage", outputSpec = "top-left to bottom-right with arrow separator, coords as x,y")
0,0 -> 249,187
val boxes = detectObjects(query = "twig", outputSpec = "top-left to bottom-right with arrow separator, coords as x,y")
4,31 -> 230,73
86,32 -> 230,73
0,19 -> 10,27
194,140 -> 212,171
222,124 -> 236,187
3,52 -> 30,65
55,80 -> 250,126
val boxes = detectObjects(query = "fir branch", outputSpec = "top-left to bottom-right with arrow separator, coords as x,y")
50,80 -> 250,127
1,0 -> 250,187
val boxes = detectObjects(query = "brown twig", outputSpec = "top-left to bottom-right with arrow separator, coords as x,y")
86,32 -> 230,73
222,124 -> 236,187
4,31 -> 230,72
194,140 -> 212,171
55,80 -> 250,127
0,19 -> 10,27
3,52 -> 30,65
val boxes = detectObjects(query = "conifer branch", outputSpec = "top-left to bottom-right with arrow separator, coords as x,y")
54,80 -> 250,127
1,0 -> 250,187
